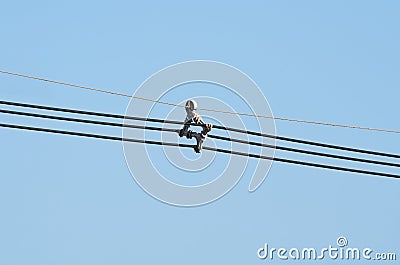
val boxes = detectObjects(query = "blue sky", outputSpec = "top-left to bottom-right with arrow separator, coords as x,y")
0,1 -> 399,264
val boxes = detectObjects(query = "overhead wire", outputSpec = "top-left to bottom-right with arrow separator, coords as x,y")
1,100 -> 399,159
1,69 -> 399,134
0,122 -> 193,148
207,134 -> 400,168
1,107 -> 399,168
1,122 -> 399,179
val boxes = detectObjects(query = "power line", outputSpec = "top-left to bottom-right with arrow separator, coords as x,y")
0,123 -> 194,148
0,70 -> 133,97
212,124 -> 400,159
1,107 -> 399,168
1,100 -> 399,159
1,69 -> 399,134
207,134 -> 400,168
204,146 -> 400,179
0,109 -> 178,133
1,122 -> 399,179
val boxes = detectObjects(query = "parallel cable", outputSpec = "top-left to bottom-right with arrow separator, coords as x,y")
211,124 -> 400,159
1,122 -> 399,179
207,134 -> 400,168
0,123 -> 193,148
1,69 -> 399,134
0,109 -> 178,133
1,100 -> 399,159
203,146 -> 400,179
2,108 -> 399,168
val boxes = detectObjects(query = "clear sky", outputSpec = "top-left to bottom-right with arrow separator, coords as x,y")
0,1 -> 399,264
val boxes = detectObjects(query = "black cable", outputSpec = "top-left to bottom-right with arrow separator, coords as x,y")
207,134 -> 400,168
0,122 -> 193,148
1,99 -> 399,159
211,125 -> 400,159
2,108 -> 399,169
0,109 -> 178,133
1,122 -> 399,179
203,146 -> 400,179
